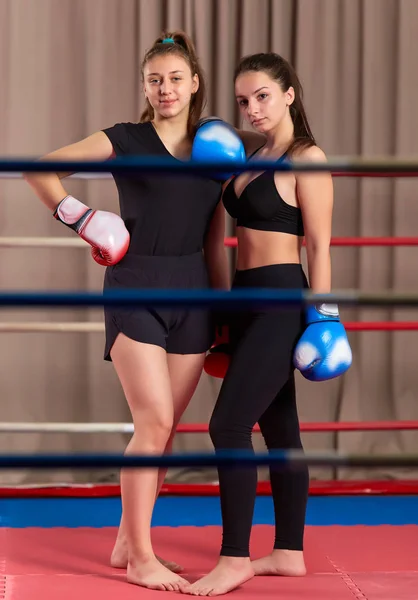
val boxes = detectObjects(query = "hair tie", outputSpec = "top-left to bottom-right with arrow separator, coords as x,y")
162,37 -> 175,44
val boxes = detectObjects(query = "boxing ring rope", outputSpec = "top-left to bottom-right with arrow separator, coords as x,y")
1,164 -> 418,179
1,420 -> 417,434
2,236 -> 418,248
0,289 -> 418,308
0,321 -> 417,333
0,283 -> 417,471
0,157 -> 417,477
2,231 -> 417,333
2,155 -> 418,175
0,322 -> 105,333
0,170 -> 416,180
1,479 -> 417,498
0,449 -> 417,470
226,237 -> 418,247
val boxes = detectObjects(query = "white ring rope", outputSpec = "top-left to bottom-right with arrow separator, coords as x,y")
1,172 -> 112,180
0,322 -> 104,333
0,422 -> 133,434
0,237 -> 86,248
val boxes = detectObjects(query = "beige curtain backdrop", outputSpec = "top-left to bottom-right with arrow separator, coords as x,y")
0,0 -> 417,485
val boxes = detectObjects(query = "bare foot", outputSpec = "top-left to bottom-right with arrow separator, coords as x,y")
157,555 -> 184,574
127,556 -> 189,591
180,556 -> 254,596
111,539 -> 183,573
252,549 -> 306,577
110,536 -> 129,568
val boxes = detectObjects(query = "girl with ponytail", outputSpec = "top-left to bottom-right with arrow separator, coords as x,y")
234,52 -> 316,154
106,33 -> 264,592
182,53 -> 342,596
101,30 -> 240,591
139,30 -> 206,138
24,29 -> 242,593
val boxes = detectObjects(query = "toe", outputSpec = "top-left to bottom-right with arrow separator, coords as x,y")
188,586 -> 200,596
194,587 -> 207,596
202,587 -> 215,596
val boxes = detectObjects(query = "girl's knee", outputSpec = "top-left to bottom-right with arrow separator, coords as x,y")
209,413 -> 252,449
261,426 -> 304,451
130,412 -> 174,452
208,413 -> 223,447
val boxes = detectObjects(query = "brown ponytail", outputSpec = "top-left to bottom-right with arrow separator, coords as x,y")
234,53 -> 316,156
140,31 -> 206,138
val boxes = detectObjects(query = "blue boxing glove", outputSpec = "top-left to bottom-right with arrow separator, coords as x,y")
293,304 -> 352,382
191,117 -> 246,182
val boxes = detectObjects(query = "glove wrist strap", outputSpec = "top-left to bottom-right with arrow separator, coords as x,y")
315,303 -> 339,318
53,196 -> 93,234
306,303 -> 340,324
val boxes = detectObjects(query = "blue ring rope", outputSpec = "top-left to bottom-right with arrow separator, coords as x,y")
0,289 -> 415,308
1,156 -> 418,175
0,450 -> 416,469
0,289 -> 320,308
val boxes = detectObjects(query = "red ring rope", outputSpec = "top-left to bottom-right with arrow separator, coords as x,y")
333,171 -> 418,178
0,480 -> 416,498
224,237 -> 418,247
345,322 -> 418,331
176,420 -> 418,434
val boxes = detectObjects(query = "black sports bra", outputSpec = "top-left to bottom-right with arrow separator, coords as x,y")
222,150 -> 304,236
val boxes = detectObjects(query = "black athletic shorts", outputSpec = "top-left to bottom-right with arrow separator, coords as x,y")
103,252 -> 214,360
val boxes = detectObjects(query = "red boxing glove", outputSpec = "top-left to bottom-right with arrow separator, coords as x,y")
54,196 -> 130,266
204,325 -> 231,379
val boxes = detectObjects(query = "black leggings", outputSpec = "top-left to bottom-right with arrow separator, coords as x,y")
209,263 -> 309,557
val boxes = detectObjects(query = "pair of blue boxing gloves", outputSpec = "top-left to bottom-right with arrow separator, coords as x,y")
193,117 -> 352,382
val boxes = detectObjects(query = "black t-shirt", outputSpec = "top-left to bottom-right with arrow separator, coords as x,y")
102,121 -> 222,256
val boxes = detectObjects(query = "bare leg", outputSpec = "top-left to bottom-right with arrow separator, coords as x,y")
110,334 -> 189,591
111,350 -> 205,574
158,351 -> 206,493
